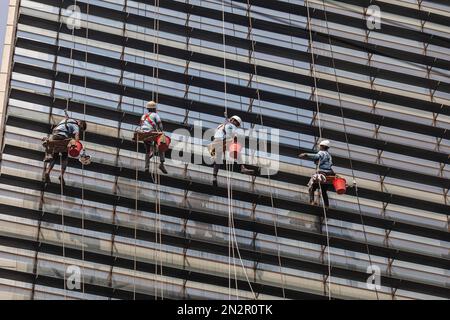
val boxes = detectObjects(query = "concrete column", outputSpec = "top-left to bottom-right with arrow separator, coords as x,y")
0,0 -> 20,155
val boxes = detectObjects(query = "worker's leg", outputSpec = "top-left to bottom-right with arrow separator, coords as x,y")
309,182 -> 319,205
59,152 -> 68,187
212,163 -> 220,187
44,152 -> 59,183
158,150 -> 167,174
237,155 -> 254,174
144,141 -> 152,173
320,183 -> 330,208
210,139 -> 223,186
43,134 -> 65,162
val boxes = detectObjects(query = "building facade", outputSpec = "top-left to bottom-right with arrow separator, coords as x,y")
0,0 -> 448,299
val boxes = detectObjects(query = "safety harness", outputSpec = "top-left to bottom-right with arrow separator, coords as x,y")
217,120 -> 232,139
144,113 -> 159,131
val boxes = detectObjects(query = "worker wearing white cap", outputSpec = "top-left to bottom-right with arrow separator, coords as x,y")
139,100 -> 167,174
299,139 -> 334,208
209,115 -> 254,186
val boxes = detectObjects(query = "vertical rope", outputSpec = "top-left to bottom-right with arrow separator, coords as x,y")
244,0 -> 286,298
220,0 -> 234,299
305,0 -> 332,300
319,0 -> 380,299
132,1 -> 143,301
60,0 -> 81,299
80,0 -> 90,299
155,0 -> 164,300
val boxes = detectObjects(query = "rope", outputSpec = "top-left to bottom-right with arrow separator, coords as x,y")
132,0 -> 144,301
33,0 -> 64,301
244,0 -> 285,299
133,134 -> 138,300
319,0 -> 380,300
60,0 -> 82,299
155,0 -> 164,300
305,0 -> 332,300
145,0 -> 164,299
79,0 -> 90,299
220,0 -> 236,299
221,0 -> 228,120
221,1 -> 261,300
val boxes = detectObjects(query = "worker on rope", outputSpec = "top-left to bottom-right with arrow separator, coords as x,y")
299,139 -> 334,209
209,115 -> 254,186
139,100 -> 168,174
43,117 -> 87,186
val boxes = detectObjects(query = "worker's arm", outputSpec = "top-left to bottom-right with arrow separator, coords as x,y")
156,120 -> 164,132
73,123 -> 81,142
299,152 -> 320,161
155,114 -> 164,132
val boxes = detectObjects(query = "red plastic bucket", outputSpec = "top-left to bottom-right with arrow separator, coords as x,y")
68,141 -> 83,158
333,177 -> 347,195
156,134 -> 171,153
228,142 -> 242,159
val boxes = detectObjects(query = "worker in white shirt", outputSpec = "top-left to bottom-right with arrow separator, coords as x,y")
209,115 -> 254,186
139,101 -> 167,174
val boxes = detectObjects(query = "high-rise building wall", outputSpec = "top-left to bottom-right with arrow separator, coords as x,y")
0,0 -> 448,300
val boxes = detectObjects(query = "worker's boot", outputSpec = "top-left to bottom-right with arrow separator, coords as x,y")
212,175 -> 218,188
159,163 -> 168,174
240,165 -> 255,175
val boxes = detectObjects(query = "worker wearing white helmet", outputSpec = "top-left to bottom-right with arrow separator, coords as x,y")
213,115 -> 242,140
299,139 -> 334,208
139,100 -> 168,174
210,115 -> 254,186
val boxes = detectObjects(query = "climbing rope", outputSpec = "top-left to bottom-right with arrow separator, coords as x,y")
305,0 -> 333,300
221,1 -> 261,300
143,0 -> 164,299
60,0 -> 83,299
133,131 -> 138,300
132,0 -> 143,301
154,0 -> 164,300
79,0 -> 90,299
319,0 -> 380,299
220,0 -> 238,299
244,0 -> 286,299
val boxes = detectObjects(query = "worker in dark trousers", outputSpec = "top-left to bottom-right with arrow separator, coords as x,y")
139,100 -> 167,174
299,140 -> 334,208
44,118 -> 87,186
209,115 -> 254,187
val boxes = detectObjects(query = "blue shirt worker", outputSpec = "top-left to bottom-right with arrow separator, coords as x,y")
140,100 -> 167,174
299,139 -> 335,208
44,118 -> 87,186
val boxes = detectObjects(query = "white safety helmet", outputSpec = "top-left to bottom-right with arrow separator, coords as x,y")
319,139 -> 330,147
230,115 -> 242,127
146,100 -> 157,110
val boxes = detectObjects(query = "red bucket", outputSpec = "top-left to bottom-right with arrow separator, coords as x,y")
333,177 -> 347,195
229,142 -> 242,159
156,134 -> 171,153
68,141 -> 83,158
